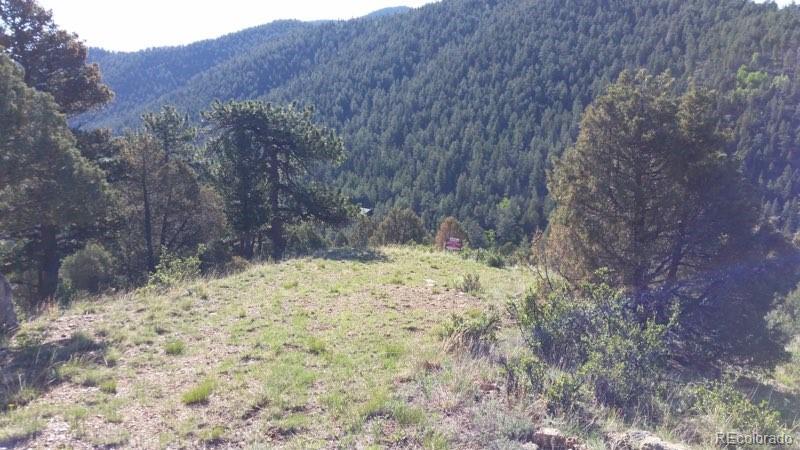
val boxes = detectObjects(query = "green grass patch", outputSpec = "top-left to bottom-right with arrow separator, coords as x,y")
164,339 -> 186,355
181,379 -> 215,405
99,379 -> 117,394
306,336 -> 327,355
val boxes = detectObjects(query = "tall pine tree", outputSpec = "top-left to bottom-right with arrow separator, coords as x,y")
204,101 -> 352,260
547,70 -> 799,364
0,54 -> 108,303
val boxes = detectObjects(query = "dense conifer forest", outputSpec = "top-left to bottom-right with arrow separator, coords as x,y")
79,0 -> 800,242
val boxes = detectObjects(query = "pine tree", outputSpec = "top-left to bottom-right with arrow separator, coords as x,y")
0,0 -> 112,114
0,54 -> 109,303
547,69 -> 799,364
203,101 -> 352,260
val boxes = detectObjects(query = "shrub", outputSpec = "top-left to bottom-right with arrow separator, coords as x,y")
347,215 -> 376,248
686,381 -> 784,439
510,282 -> 673,411
435,217 -> 468,250
458,273 -> 481,294
441,307 -> 501,355
99,379 -> 117,394
372,208 -> 427,245
486,253 -> 506,269
461,248 -> 506,269
286,222 -> 328,255
306,337 -> 326,355
148,248 -> 202,288
502,354 -> 546,395
544,372 -> 584,414
59,243 -> 115,294
768,282 -> 800,337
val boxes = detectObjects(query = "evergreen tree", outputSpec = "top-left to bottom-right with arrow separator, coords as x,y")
0,0 -> 112,114
116,129 -> 225,278
203,101 -> 352,260
547,70 -> 799,364
373,208 -> 427,245
0,54 -> 108,303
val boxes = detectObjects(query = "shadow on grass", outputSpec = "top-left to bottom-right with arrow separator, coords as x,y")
0,332 -> 107,444
317,247 -> 389,263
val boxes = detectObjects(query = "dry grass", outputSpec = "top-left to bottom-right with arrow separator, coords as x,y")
0,246 -> 529,448
2,246 -> 796,449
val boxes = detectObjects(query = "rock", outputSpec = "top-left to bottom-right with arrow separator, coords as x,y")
521,443 -> 540,450
640,436 -> 687,450
533,427 -> 568,450
605,430 -> 687,450
0,273 -> 17,335
532,427 -> 586,450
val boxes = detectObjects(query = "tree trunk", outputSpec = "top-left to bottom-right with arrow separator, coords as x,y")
268,152 -> 285,260
38,225 -> 60,302
141,168 -> 156,272
0,273 -> 18,335
270,218 -> 285,261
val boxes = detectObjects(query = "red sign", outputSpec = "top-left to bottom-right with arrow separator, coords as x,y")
445,237 -> 463,251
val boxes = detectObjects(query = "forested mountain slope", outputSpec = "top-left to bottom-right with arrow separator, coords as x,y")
79,0 -> 800,241
77,20 -> 312,131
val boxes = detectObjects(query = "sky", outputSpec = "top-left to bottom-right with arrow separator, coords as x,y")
38,0 -> 795,52
38,1 -> 438,52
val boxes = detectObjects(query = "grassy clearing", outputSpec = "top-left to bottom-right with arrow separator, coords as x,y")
0,246 -> 527,448
3,246 -> 794,448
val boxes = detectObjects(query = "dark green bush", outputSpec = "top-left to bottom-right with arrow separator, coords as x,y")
502,354 -> 546,395
768,282 -> 800,337
460,248 -> 506,269
510,281 -> 673,411
59,243 -> 115,294
372,208 -> 427,245
544,372 -> 584,414
346,215 -> 376,248
286,222 -> 328,255
486,253 -> 506,269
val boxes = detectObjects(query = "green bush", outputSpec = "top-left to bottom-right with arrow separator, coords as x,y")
59,243 -> 115,294
286,222 -> 328,255
768,282 -> 800,337
486,253 -> 506,269
458,273 -> 482,294
502,354 -> 546,395
372,208 -> 427,245
148,248 -> 202,288
164,340 -> 186,355
441,307 -> 501,355
347,215 -> 376,248
461,248 -> 506,269
686,381 -> 784,439
510,282 -> 673,411
544,372 -> 584,414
